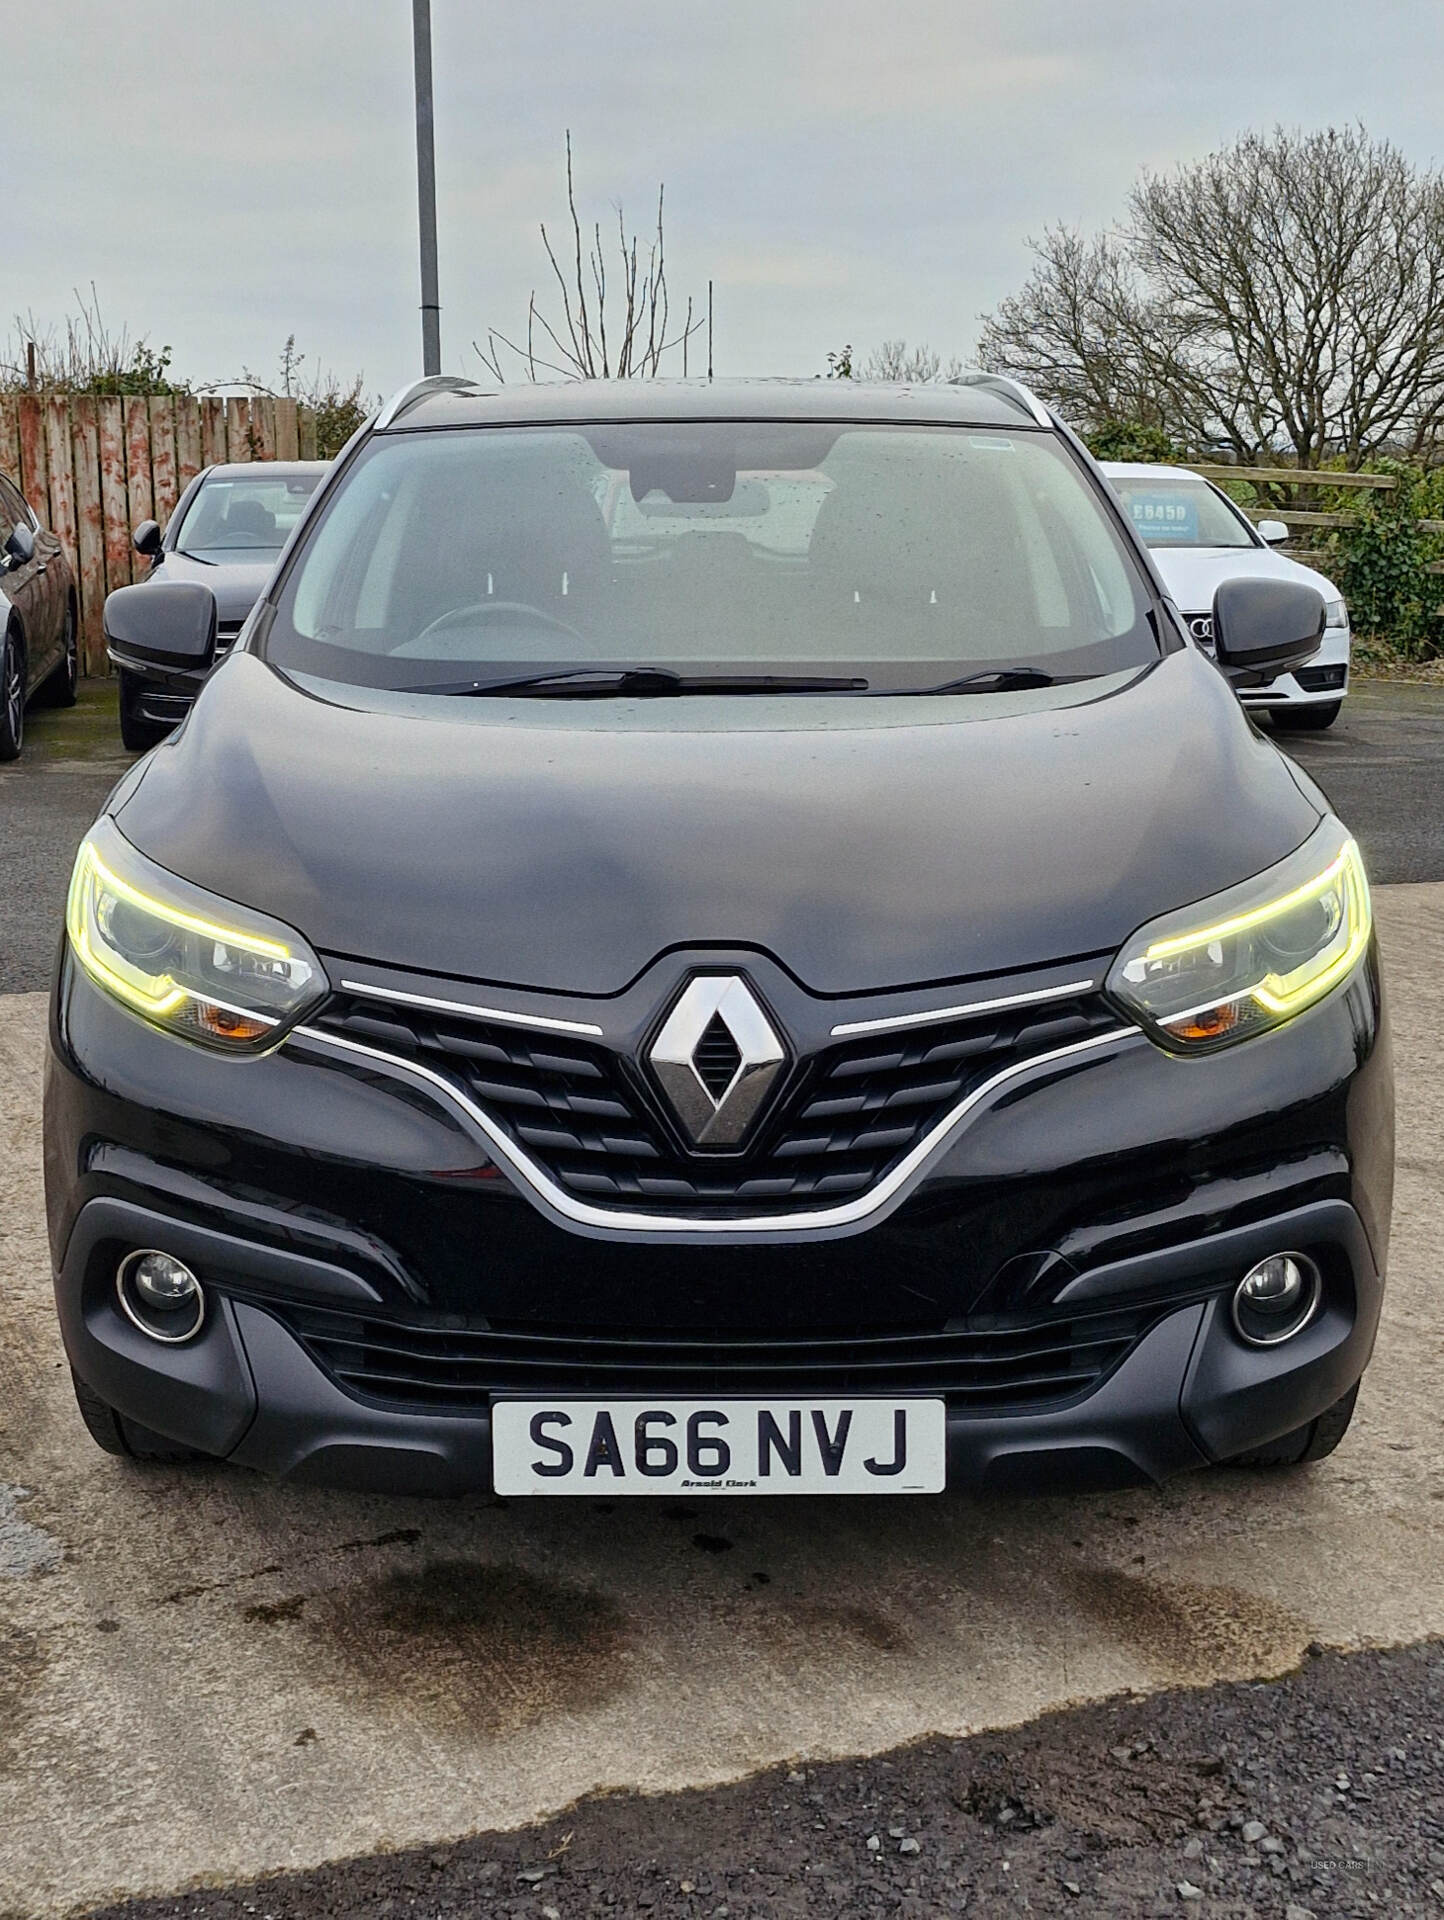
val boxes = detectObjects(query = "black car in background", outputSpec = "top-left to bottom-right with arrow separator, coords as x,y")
49,377 -> 1390,1501
0,467 -> 78,759
120,460 -> 326,749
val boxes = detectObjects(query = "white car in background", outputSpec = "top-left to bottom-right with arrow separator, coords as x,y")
1102,462 -> 1351,730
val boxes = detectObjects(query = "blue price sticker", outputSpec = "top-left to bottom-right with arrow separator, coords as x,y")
1125,490 -> 1199,544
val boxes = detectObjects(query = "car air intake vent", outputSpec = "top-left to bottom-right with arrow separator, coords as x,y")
266,1298 -> 1154,1415
215,621 -> 244,656
310,985 -> 1122,1218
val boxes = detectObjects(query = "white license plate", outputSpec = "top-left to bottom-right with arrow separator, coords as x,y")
492,1398 -> 946,1496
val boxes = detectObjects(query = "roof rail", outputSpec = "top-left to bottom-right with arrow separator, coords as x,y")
949,370 -> 1054,430
374,373 -> 482,432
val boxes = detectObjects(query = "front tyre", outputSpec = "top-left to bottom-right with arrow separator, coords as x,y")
70,1369 -> 205,1464
1222,1381 -> 1359,1469
119,669 -> 169,753
1272,701 -> 1342,733
37,599 -> 79,708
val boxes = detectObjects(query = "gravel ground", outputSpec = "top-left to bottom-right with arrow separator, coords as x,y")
82,1640 -> 1444,1920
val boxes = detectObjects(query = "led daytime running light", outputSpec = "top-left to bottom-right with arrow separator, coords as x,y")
81,844 -> 291,961
1107,824 -> 1371,1054
1144,844 -> 1354,962
65,823 -> 324,1052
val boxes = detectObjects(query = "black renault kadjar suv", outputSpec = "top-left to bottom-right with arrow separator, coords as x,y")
45,376 -> 1392,1499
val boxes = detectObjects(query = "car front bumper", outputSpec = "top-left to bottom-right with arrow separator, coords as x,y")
118,631 -> 241,732
1239,626 -> 1352,710
45,943 -> 1393,1496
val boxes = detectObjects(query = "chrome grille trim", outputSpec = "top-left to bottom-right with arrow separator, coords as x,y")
830,977 -> 1098,1038
336,977 -> 604,1036
288,1021 -> 1143,1242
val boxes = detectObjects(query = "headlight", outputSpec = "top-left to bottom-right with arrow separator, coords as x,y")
1107,819 -> 1371,1052
1323,597 -> 1348,629
66,818 -> 325,1052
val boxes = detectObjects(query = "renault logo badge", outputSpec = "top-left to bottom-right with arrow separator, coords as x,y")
649,975 -> 786,1148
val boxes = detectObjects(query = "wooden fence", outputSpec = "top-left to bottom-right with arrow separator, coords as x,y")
0,393 -> 320,673
1192,462 -> 1444,579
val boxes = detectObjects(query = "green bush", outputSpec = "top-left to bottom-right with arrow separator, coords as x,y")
1082,420 -> 1184,464
1320,462 -> 1444,660
306,376 -> 369,459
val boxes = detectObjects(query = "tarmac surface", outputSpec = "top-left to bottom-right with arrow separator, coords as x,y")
0,676 -> 1440,1918
82,1640 -> 1444,1919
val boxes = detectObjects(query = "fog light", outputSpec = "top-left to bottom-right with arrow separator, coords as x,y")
116,1250 -> 205,1344
1231,1253 -> 1320,1347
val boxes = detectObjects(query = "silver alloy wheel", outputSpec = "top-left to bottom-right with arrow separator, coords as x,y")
2,637 -> 21,750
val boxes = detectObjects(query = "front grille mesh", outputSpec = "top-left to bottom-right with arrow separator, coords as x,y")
311,986 -> 1121,1217
269,1298 -> 1153,1415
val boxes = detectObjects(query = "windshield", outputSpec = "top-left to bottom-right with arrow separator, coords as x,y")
267,423 -> 1159,693
176,470 -> 323,557
1109,475 -> 1257,550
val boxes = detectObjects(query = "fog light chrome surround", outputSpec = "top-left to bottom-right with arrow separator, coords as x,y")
115,1249 -> 206,1345
1231,1252 -> 1321,1348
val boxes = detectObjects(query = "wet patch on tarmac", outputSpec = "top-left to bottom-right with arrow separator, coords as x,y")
769,1596 -> 913,1656
1063,1563 -> 1312,1686
291,1559 -> 630,1737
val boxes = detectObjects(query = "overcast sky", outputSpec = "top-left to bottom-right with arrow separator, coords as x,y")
11,1 -> 1444,400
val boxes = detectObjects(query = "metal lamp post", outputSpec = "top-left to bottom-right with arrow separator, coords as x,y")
412,0 -> 441,375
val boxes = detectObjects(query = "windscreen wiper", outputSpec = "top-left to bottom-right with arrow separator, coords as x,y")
402,667 -> 870,697
893,667 -> 1064,695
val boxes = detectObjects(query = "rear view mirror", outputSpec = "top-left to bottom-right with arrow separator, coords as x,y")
1211,577 -> 1324,684
3,522 -> 35,569
104,582 -> 218,673
1256,519 -> 1290,546
132,520 -> 163,557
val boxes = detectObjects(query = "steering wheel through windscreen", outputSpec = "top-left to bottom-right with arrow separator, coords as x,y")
402,600 -> 590,657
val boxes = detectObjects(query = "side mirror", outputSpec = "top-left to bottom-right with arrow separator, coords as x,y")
1211,577 -> 1324,685
132,520 -> 163,557
4,522 -> 35,569
104,582 -> 217,674
1256,519 -> 1290,546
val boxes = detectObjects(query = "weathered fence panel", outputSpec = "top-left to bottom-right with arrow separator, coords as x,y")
17,397 -> 44,507
175,397 -> 202,487
97,397 -> 131,602
0,403 -> 18,496
275,398 -> 300,461
150,398 -> 179,526
225,398 -> 248,464
199,396 -> 224,469
44,398 -> 79,614
254,396 -> 276,461
1193,462 -> 1399,491
123,398 -> 154,545
70,400 -> 106,659
0,392 -> 321,671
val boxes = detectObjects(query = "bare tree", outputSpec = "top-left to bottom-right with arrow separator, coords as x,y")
979,126 -> 1444,465
475,134 -> 706,381
861,340 -> 967,383
977,230 -> 1192,433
